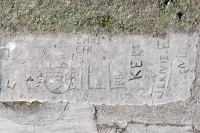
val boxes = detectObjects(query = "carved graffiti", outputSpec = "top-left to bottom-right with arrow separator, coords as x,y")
129,45 -> 143,81
77,36 -> 102,44
1,34 -> 197,104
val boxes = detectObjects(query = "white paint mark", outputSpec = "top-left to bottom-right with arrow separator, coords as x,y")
0,41 -> 16,52
7,42 -> 16,51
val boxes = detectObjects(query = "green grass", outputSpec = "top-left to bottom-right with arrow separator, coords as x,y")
0,0 -> 199,36
2,101 -> 41,110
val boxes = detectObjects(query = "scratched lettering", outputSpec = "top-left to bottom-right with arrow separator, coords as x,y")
77,36 -> 102,44
75,46 -> 104,54
0,34 -> 197,105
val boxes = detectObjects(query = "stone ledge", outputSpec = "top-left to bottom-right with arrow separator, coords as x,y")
0,33 -> 199,105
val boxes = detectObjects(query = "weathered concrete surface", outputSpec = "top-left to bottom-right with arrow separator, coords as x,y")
95,32 -> 200,132
95,100 -> 200,131
0,102 -> 97,133
125,124 -> 193,133
192,35 -> 200,105
97,123 -> 194,133
0,33 -> 199,105
0,33 -> 200,132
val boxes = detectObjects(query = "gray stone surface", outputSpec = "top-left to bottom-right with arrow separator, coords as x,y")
95,32 -> 200,132
125,124 -> 193,133
0,33 -> 200,132
0,34 -> 199,105
0,102 -> 97,133
96,101 -> 200,131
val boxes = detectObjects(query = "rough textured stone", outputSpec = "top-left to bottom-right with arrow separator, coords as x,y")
96,101 -> 200,131
96,101 -> 193,127
0,33 -> 199,105
126,124 -> 193,133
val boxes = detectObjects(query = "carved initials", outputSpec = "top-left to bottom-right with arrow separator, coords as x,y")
129,70 -> 142,81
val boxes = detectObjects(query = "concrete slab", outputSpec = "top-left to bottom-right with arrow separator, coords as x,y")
0,102 -> 97,133
0,33 -> 199,104
126,124 -> 193,133
0,117 -> 34,133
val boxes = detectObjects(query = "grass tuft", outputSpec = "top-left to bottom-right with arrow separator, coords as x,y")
2,101 -> 41,110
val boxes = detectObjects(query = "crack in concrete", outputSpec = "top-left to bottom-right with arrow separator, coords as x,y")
190,34 -> 200,103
